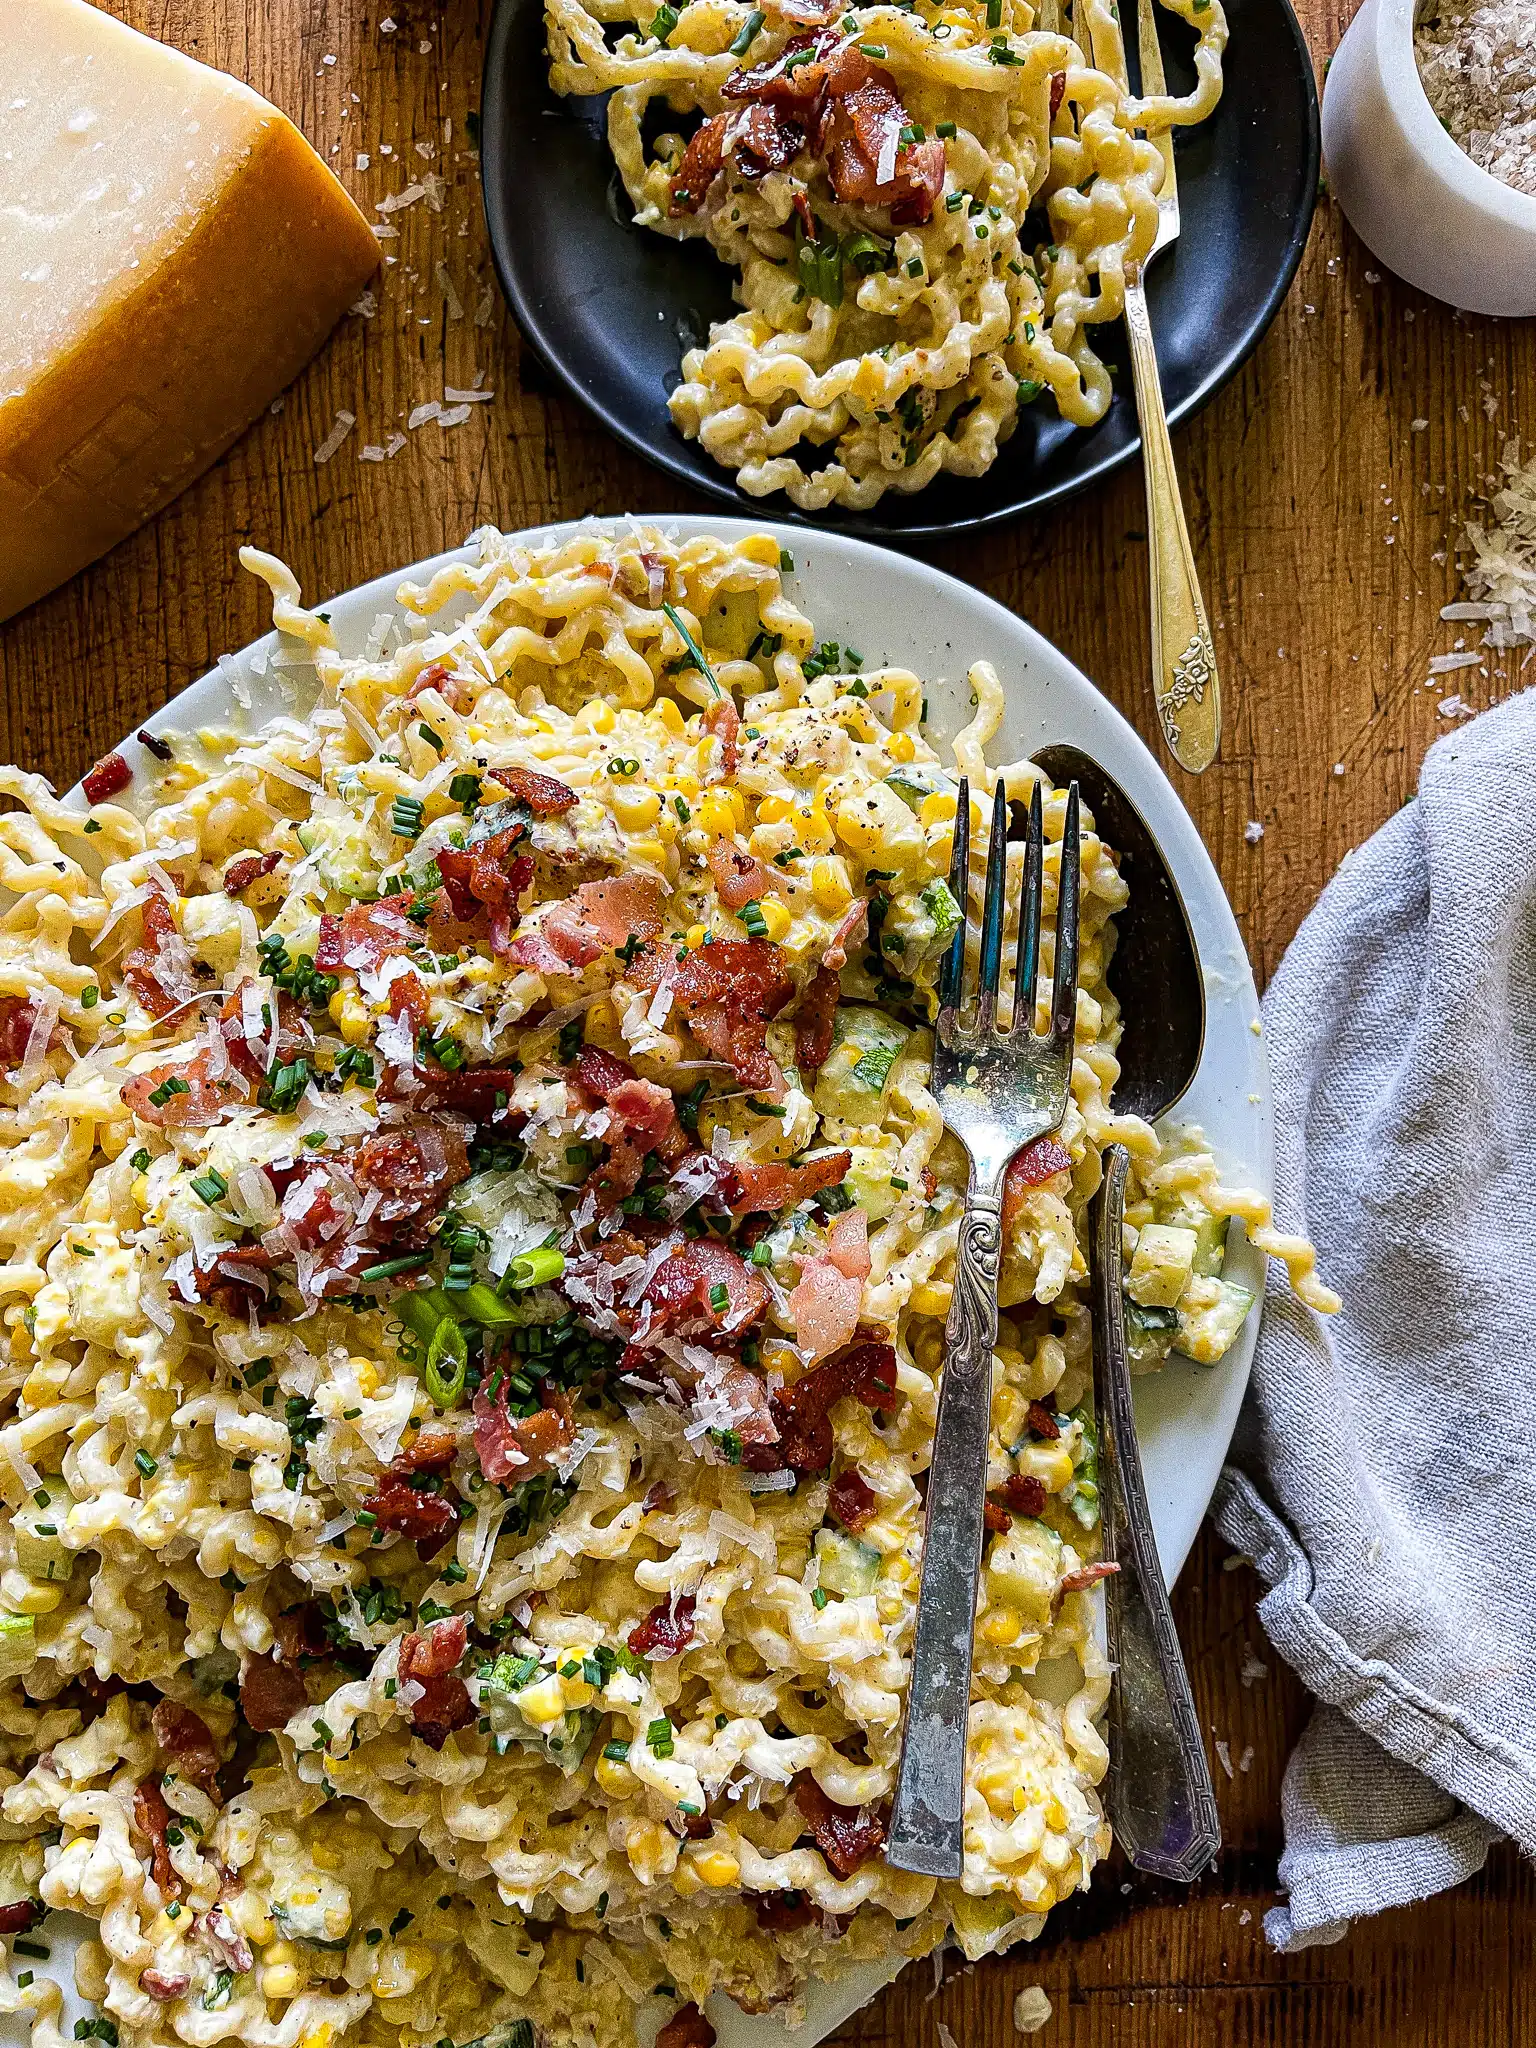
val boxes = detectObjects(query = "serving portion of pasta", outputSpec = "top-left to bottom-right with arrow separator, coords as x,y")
544,0 -> 1227,510
0,525 -> 1330,2048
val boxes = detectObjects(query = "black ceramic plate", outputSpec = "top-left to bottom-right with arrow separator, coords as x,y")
481,0 -> 1320,540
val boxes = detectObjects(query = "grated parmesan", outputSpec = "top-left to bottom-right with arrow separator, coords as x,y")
1447,439 -> 1536,650
1415,0 -> 1536,198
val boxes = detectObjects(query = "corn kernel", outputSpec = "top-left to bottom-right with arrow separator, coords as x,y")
652,698 -> 685,734
698,792 -> 737,837
982,1609 -> 1021,1646
727,787 -> 748,828
228,1892 -> 274,1945
795,804 -> 836,853
920,790 -> 958,828
629,839 -> 667,867
329,989 -> 372,1047
685,924 -> 708,950
517,1674 -> 566,1725
668,773 -> 702,802
692,1848 -> 740,1888
612,786 -> 662,831
262,1965 -> 300,2000
835,805 -> 885,855
757,898 -> 792,941
265,1941 -> 298,1969
671,1861 -> 703,1898
910,1281 -> 953,1318
887,731 -> 917,762
756,794 -> 793,825
5,1580 -> 61,1615
1012,1785 -> 1031,1814
354,1360 -> 379,1398
594,1753 -> 636,1797
993,1386 -> 1027,1446
576,700 -> 616,734
811,858 -> 852,913
20,1371 -> 51,1408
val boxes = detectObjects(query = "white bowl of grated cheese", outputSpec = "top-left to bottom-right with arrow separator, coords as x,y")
1322,0 -> 1536,316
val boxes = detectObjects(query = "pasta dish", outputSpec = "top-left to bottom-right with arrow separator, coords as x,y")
0,524 -> 1331,2048
544,0 -> 1228,509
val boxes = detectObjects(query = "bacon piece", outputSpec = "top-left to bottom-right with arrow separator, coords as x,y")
608,551 -> 668,607
793,1776 -> 887,1877
1026,1401 -> 1060,1440
123,887 -> 192,1021
473,1380 -> 575,1486
199,1904 -> 253,1974
1002,1135 -> 1073,1236
405,661 -> 472,712
819,47 -> 945,224
708,837 -> 782,912
630,937 -> 793,1090
399,1616 -> 474,1750
394,1427 -> 458,1472
400,1061 -> 523,1119
794,966 -> 840,1073
764,1339 -> 897,1473
572,1045 -> 683,1166
272,1604 -> 332,1665
656,2005 -> 717,2048
362,1474 -> 459,1544
628,1237 -> 769,1355
669,112 -> 728,214
222,851 -> 281,895
436,832 -> 534,944
83,751 -> 132,803
348,1119 -> 471,1227
789,1211 -> 868,1362
1059,1561 -> 1120,1595
188,1244 -> 276,1317
240,1652 -> 309,1732
772,0 -> 840,22
315,894 -> 425,974
133,1777 -> 181,1897
826,1208 -> 869,1278
627,1593 -> 697,1660
822,898 -> 868,972
731,102 -> 808,177
724,28 -> 842,106
754,1889 -> 816,1932
151,1701 -> 221,1794
996,1473 -> 1048,1518
140,1969 -> 190,2002
827,1468 -> 877,1533
0,1901 -> 40,1935
724,1150 -> 852,1216
488,764 -> 578,814
122,981 -> 309,1130
701,695 -> 741,779
1049,69 -> 1067,119
511,874 -> 669,977
983,1498 -> 1010,1535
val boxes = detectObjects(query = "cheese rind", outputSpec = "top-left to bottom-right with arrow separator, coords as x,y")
0,0 -> 381,623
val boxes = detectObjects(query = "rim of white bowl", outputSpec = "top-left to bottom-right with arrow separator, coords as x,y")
1376,0 -> 1536,232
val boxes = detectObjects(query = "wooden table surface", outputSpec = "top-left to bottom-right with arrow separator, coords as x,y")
4,0 -> 1532,2040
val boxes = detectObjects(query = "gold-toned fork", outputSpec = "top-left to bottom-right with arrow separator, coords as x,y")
1075,0 -> 1222,772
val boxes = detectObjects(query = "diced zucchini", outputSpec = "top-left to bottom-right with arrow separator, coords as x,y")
1123,1297 -> 1177,1372
1176,1277 -> 1256,1365
1066,1403 -> 1099,1531
814,1528 -> 881,1597
1155,1193 -> 1230,1277
983,1518 -> 1061,1632
949,1885 -> 1027,1960
843,1143 -> 903,1222
813,1006 -> 910,1124
13,1479 -> 71,1582
480,1673 -> 597,1775
0,1616 -> 35,1681
1126,1223 -> 1198,1309
296,815 -> 379,899
919,878 -> 962,941
883,766 -> 950,813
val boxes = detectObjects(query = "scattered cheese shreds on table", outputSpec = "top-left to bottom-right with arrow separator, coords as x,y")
1450,439 -> 1536,650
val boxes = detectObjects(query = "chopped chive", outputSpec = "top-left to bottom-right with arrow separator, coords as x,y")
134,1450 -> 158,1479
360,1253 -> 431,1282
660,604 -> 720,697
729,7 -> 765,54
131,1148 -> 151,1172
190,1168 -> 227,1206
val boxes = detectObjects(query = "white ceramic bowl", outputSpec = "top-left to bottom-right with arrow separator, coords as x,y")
1322,0 -> 1536,317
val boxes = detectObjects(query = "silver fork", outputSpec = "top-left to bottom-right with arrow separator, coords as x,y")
887,776 -> 1080,1878
1075,0 -> 1222,773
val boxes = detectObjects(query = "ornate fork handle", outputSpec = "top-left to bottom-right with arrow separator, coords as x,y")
886,1180 -> 1003,1878
1122,277 -> 1221,774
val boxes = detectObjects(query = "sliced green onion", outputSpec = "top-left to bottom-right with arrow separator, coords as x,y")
135,1450 -> 158,1479
739,899 -> 768,939
507,1245 -> 566,1291
360,1253 -> 431,1283
425,1318 -> 469,1408
190,1168 -> 227,1206
708,1282 -> 730,1313
650,2 -> 679,36
391,795 -> 425,839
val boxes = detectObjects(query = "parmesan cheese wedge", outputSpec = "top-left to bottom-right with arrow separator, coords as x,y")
0,0 -> 381,622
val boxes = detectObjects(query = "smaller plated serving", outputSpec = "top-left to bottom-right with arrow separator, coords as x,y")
544,0 -> 1227,510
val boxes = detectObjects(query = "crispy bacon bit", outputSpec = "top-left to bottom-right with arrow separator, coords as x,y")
488,764 -> 578,814
823,898 -> 869,973
511,874 -> 669,977
82,751 -> 133,803
669,113 -> 729,214
123,980 -> 310,1130
200,1904 -> 253,1974
731,101 -> 808,177
630,937 -> 792,1090
141,1969 -> 191,2002
0,1901 -> 40,1935
316,893 -> 425,974
222,850 -> 281,895
701,695 -> 742,779
151,1701 -> 221,1793
362,1475 -> 459,1544
983,1498 -> 1010,1535
759,1339 -> 897,1473
627,1592 -> 697,1661
399,1615 -> 474,1750
656,2004 -> 717,2048
239,1652 -> 309,1733
754,1889 -> 816,1932
827,1468 -> 877,1533
395,1427 -> 458,1472
1027,1401 -> 1060,1440
724,29 -> 841,105
349,1120 -> 471,1227
793,1776 -> 887,1877
473,1380 -> 575,1486
136,728 -> 174,762
819,46 -> 945,223
794,965 -> 841,1073
0,996 -> 44,1072
1059,1561 -> 1120,1595
609,551 -> 669,607
1002,1135 -> 1074,1235
642,1480 -> 675,1514
724,1150 -> 852,1216
436,829 -> 534,948
573,1047 -> 684,1212
995,1473 -> 1048,1518
789,1208 -> 868,1361
272,1604 -> 332,1665
708,837 -> 782,913
123,887 -> 190,1021
627,1237 -> 769,1355
133,1777 -> 181,1897
405,661 -> 472,712
1049,69 -> 1067,119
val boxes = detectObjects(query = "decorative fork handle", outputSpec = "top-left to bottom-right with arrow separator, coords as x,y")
1122,275 -> 1222,775
886,1179 -> 1003,1878
1093,1144 -> 1221,1880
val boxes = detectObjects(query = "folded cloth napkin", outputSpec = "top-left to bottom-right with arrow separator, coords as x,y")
1212,688 -> 1536,1950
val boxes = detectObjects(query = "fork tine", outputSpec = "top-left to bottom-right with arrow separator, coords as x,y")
1052,783 -> 1081,1044
938,776 -> 970,1016
976,780 -> 1010,1036
1014,781 -> 1043,1034
1137,0 -> 1169,97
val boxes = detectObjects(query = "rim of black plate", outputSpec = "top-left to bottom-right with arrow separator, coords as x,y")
480,0 -> 1321,543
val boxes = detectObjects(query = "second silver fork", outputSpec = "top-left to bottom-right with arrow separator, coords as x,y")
887,775 -> 1080,1878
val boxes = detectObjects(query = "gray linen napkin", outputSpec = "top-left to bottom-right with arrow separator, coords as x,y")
1211,687 -> 1536,1950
